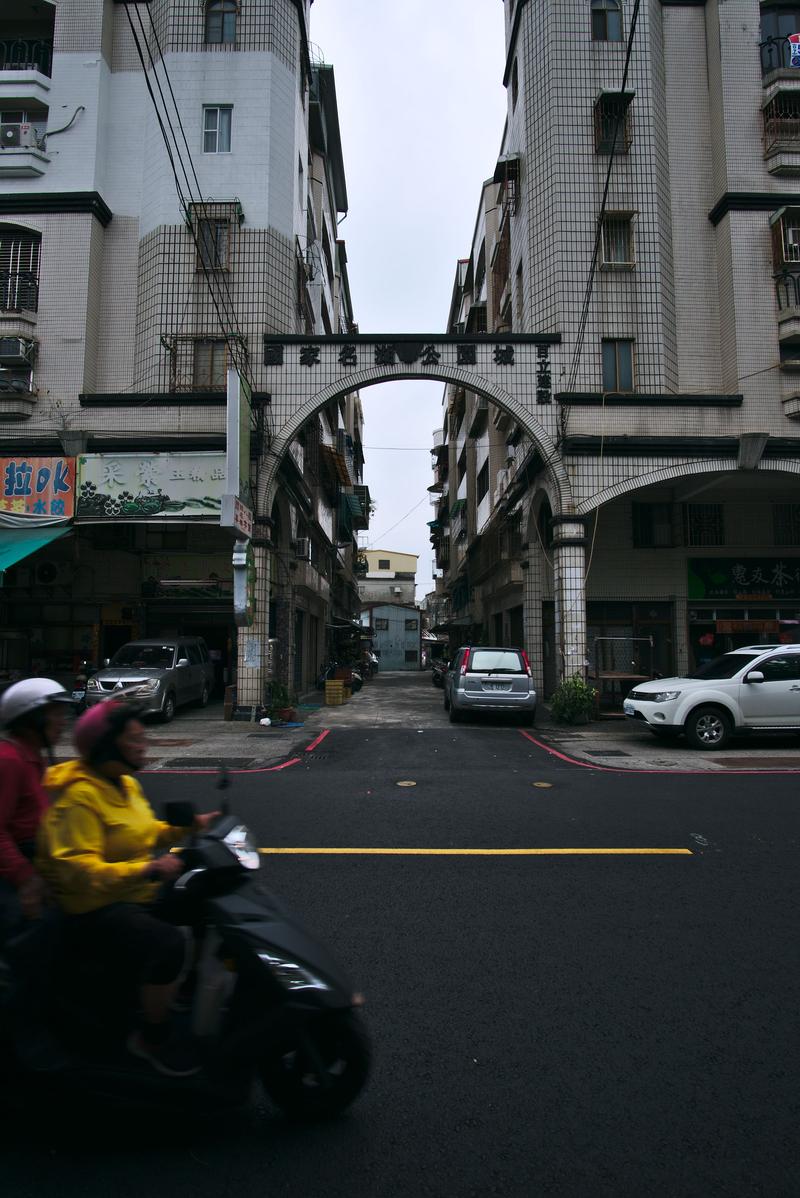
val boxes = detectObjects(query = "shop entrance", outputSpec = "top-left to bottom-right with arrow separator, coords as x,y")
145,607 -> 235,699
688,606 -> 800,670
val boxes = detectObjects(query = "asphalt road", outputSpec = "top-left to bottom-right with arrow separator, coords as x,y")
4,677 -> 799,1197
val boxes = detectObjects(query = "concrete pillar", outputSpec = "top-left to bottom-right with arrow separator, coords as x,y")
551,516 -> 587,683
522,552 -> 544,695
235,541 -> 271,710
674,595 -> 689,676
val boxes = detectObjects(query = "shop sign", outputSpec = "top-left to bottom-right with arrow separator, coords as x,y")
76,452 -> 226,519
0,456 -> 74,519
221,494 -> 253,539
689,558 -> 800,601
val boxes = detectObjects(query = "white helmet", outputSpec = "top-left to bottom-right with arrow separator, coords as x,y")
0,677 -> 73,729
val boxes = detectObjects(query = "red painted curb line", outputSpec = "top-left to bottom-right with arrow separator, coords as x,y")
305,728 -> 331,752
519,729 -> 800,775
144,756 -> 303,776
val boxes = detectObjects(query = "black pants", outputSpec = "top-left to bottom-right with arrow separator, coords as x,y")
64,901 -> 186,988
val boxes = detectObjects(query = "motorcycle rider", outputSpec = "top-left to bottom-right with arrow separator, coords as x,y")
0,678 -> 72,944
39,701 -> 217,1078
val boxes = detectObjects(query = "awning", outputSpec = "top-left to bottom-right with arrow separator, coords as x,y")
0,525 -> 71,578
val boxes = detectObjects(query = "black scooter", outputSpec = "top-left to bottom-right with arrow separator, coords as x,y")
0,787 -> 371,1121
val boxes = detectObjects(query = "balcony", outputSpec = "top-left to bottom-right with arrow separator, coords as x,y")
0,39 -> 52,77
763,90 -> 800,173
760,35 -> 800,83
0,271 -> 38,315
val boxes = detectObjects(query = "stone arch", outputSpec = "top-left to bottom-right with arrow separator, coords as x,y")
260,364 -> 572,514
575,457 -> 744,515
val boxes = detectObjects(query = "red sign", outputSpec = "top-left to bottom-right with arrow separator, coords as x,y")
0,456 -> 75,518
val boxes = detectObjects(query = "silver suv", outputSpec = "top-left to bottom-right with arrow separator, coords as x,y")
444,646 -> 537,725
86,638 -> 215,722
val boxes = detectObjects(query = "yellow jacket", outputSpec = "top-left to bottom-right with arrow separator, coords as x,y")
39,760 -> 186,915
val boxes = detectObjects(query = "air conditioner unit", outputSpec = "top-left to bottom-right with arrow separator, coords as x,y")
0,124 -> 21,149
0,337 -> 36,366
35,560 -> 71,586
392,586 -> 402,595
294,538 -> 311,561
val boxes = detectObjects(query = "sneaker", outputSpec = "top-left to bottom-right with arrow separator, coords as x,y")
127,1030 -> 201,1078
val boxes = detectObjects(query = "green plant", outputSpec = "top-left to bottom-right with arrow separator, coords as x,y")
266,681 -> 295,715
549,674 -> 598,723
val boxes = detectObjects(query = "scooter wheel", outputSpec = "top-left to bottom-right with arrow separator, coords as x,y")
260,1010 -> 371,1121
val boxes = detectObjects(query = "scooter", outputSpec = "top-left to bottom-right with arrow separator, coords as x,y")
71,660 -> 96,712
0,782 -> 371,1121
431,660 -> 448,689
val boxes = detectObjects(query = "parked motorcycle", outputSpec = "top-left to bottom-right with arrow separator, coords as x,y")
431,660 -> 448,689
71,660 -> 96,713
0,780 -> 371,1121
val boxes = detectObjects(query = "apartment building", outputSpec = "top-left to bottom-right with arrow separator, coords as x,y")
0,0 -> 367,706
431,0 -> 800,702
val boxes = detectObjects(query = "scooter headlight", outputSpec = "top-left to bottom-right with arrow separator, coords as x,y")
222,824 -> 261,871
257,951 -> 331,992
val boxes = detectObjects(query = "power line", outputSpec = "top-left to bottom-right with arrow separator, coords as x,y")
367,494 -> 429,546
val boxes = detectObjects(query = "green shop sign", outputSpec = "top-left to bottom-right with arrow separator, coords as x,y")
688,558 -> 800,601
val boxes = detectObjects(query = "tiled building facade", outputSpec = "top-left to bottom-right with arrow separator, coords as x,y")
0,0 -> 367,707
429,0 -> 800,701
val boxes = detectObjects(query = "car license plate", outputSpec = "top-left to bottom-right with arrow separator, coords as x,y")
623,700 -> 635,715
71,690 -> 86,702
485,682 -> 510,691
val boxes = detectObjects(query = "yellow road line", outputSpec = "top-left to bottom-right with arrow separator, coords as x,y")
259,847 -> 692,856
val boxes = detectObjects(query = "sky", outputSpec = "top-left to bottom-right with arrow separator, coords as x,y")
309,0 -> 509,601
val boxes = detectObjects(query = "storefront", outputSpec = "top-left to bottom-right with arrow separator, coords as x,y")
687,557 -> 800,666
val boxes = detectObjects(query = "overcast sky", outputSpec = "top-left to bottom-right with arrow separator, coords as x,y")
310,0 -> 508,600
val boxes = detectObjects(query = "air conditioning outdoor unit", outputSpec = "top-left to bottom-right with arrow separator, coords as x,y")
0,338 -> 36,366
392,586 -> 402,595
0,124 -> 35,150
294,537 -> 311,561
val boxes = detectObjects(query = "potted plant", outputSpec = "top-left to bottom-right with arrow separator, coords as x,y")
267,682 -> 297,723
549,674 -> 598,725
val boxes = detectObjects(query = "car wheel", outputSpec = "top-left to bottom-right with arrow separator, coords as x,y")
519,711 -> 536,728
443,691 -> 450,711
161,692 -> 176,723
449,703 -> 462,723
198,684 -> 210,708
684,706 -> 731,751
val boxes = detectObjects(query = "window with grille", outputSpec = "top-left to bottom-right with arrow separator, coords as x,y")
378,558 -> 390,570
375,618 -> 389,631
591,0 -> 623,42
773,503 -> 800,545
601,214 -> 634,267
203,106 -> 232,153
771,207 -> 800,269
632,503 -> 673,548
601,339 -> 634,392
205,0 -> 237,45
196,219 -> 230,270
763,92 -> 800,155
594,94 -> 632,153
405,619 -> 418,631
0,225 -> 40,312
684,504 -> 725,547
192,339 -> 227,390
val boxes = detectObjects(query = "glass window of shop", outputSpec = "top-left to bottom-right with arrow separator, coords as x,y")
688,606 -> 800,670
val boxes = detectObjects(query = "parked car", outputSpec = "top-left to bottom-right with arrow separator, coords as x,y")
444,646 -> 537,724
623,644 -> 800,749
85,638 -> 215,722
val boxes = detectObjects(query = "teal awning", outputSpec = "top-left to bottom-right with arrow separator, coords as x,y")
0,526 -> 71,579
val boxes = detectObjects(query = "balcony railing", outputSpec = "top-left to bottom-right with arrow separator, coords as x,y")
0,270 -> 38,312
775,270 -> 800,310
0,39 -> 53,76
759,36 -> 800,77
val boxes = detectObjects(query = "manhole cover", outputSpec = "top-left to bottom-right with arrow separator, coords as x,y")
159,757 -> 256,768
584,749 -> 632,758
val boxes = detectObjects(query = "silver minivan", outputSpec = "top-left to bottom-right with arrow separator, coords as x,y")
444,646 -> 537,725
85,638 -> 215,722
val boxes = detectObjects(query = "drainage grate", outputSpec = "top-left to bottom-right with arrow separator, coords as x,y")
159,757 -> 257,768
583,749 -> 632,758
304,753 -> 330,760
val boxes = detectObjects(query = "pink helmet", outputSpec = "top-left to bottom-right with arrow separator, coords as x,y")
74,700 -> 141,765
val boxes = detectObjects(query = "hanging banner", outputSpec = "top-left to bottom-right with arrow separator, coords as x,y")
76,452 -> 227,519
0,456 -> 75,522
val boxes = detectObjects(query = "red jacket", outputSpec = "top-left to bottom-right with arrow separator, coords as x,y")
0,736 -> 48,887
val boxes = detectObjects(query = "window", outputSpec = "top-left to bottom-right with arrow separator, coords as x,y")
193,338 -> 227,389
187,643 -> 202,665
591,0 -> 623,42
601,214 -> 634,267
404,650 -> 419,663
197,219 -> 229,270
0,367 -> 32,396
405,619 -> 418,631
511,58 -> 519,110
758,654 -> 800,682
771,207 -> 800,269
477,461 -> 490,503
594,93 -> 633,153
0,224 -> 40,312
378,558 -> 390,570
763,92 -> 800,155
684,503 -> 725,548
761,6 -> 800,73
203,106 -> 232,153
632,502 -> 673,548
515,263 -> 524,330
205,0 -> 237,45
774,502 -> 800,545
601,338 -> 634,392
375,618 -> 389,631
